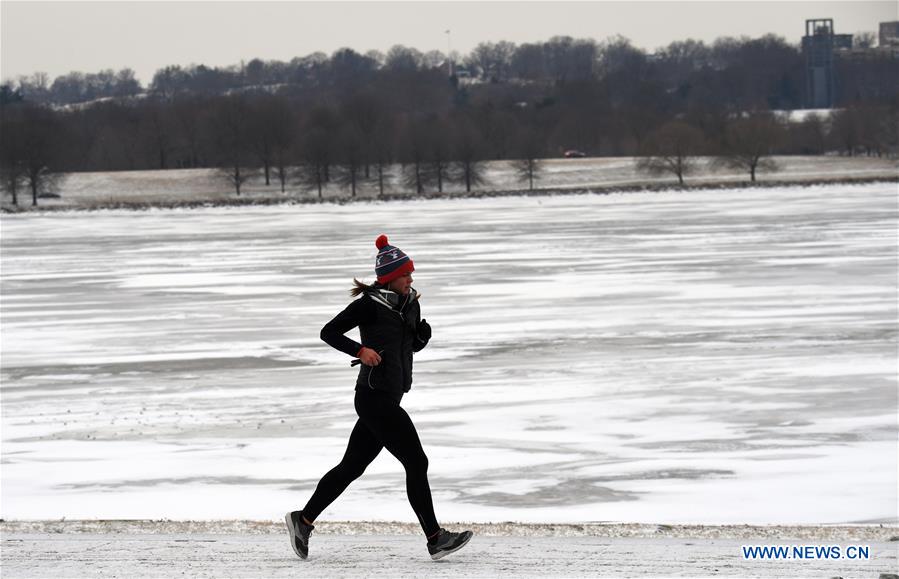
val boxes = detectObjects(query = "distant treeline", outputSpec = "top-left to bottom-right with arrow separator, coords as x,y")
1,35 -> 897,205
4,35 -> 897,108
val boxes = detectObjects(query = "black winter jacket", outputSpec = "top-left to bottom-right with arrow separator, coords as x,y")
320,288 -> 429,401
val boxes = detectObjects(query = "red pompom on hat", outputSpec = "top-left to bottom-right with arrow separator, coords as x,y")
374,234 -> 414,284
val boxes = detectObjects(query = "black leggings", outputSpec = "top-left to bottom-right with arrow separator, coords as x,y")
301,388 -> 440,537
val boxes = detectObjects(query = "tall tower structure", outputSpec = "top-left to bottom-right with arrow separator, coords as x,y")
802,19 -> 836,108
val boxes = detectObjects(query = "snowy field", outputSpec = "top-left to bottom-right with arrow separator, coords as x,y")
1,181 -> 897,526
5,155 -> 896,209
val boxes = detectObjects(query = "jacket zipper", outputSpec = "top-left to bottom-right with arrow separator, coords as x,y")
399,309 -> 407,389
365,294 -> 410,391
367,349 -> 385,390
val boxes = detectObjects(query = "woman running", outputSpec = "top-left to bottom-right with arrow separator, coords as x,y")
286,234 -> 473,561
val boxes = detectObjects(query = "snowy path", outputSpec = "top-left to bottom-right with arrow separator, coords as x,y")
3,531 -> 897,578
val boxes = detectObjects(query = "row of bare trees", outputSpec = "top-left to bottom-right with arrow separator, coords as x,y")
2,89 -> 895,205
6,69 -> 142,106
637,113 -> 784,185
8,84 -> 897,171
207,94 -> 543,198
0,105 -> 65,206
635,105 -> 898,186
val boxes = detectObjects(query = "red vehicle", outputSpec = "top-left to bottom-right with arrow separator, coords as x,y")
563,149 -> 587,158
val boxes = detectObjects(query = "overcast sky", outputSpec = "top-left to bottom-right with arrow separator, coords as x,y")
1,1 -> 895,85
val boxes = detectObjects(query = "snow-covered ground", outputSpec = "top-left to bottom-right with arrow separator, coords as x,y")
6,155 -> 896,209
4,520 -> 896,578
1,182 -> 897,525
3,530 -> 897,578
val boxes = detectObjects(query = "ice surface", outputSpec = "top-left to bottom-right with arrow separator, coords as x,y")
1,182 -> 897,524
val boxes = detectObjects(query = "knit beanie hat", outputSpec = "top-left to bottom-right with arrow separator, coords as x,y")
375,234 -> 414,284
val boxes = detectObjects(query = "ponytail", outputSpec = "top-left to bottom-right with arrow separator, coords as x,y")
350,277 -> 379,297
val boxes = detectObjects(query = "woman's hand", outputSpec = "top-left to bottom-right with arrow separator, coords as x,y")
358,347 -> 382,366
417,319 -> 432,342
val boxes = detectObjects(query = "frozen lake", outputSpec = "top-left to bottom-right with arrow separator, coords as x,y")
1,182 -> 897,525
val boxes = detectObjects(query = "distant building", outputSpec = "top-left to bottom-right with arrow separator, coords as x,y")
880,21 -> 899,47
832,34 -> 854,51
802,19 -> 849,108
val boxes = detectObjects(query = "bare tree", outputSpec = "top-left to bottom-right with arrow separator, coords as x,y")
0,155 -> 25,204
452,122 -> 488,193
426,118 -> 452,193
251,94 -> 295,186
479,109 -> 518,160
364,50 -> 386,68
335,126 -> 365,197
855,104 -> 891,157
271,149 -> 292,193
243,58 -> 267,87
618,81 -> 667,154
597,36 -> 647,79
0,106 -> 26,205
513,129 -> 546,191
270,112 -> 297,194
854,31 -> 877,49
0,165 -> 26,206
635,120 -> 706,186
421,50 -> 446,70
293,106 -> 339,198
370,117 -> 396,197
140,99 -> 173,169
881,103 -> 899,158
251,101 -> 273,186
171,96 -> 207,167
14,73 -> 50,103
341,92 -> 384,178
510,43 -> 546,81
150,65 -> 186,100
515,158 -> 541,191
399,120 -> 432,194
113,68 -> 141,97
829,107 -> 861,156
790,112 -> 828,154
655,39 -> 712,84
2,105 -> 67,206
467,42 -> 516,81
296,128 -> 332,199
304,106 -> 339,182
328,48 -> 379,90
385,45 -> 423,72
717,113 -> 783,182
210,95 -> 258,195
401,157 -> 429,194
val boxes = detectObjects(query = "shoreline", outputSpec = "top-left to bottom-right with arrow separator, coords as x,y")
3,520 -> 897,541
2,174 -> 896,214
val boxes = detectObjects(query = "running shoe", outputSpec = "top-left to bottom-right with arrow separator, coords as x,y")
427,528 -> 473,560
285,510 -> 314,559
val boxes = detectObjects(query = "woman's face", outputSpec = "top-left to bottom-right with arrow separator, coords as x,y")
387,272 -> 414,295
